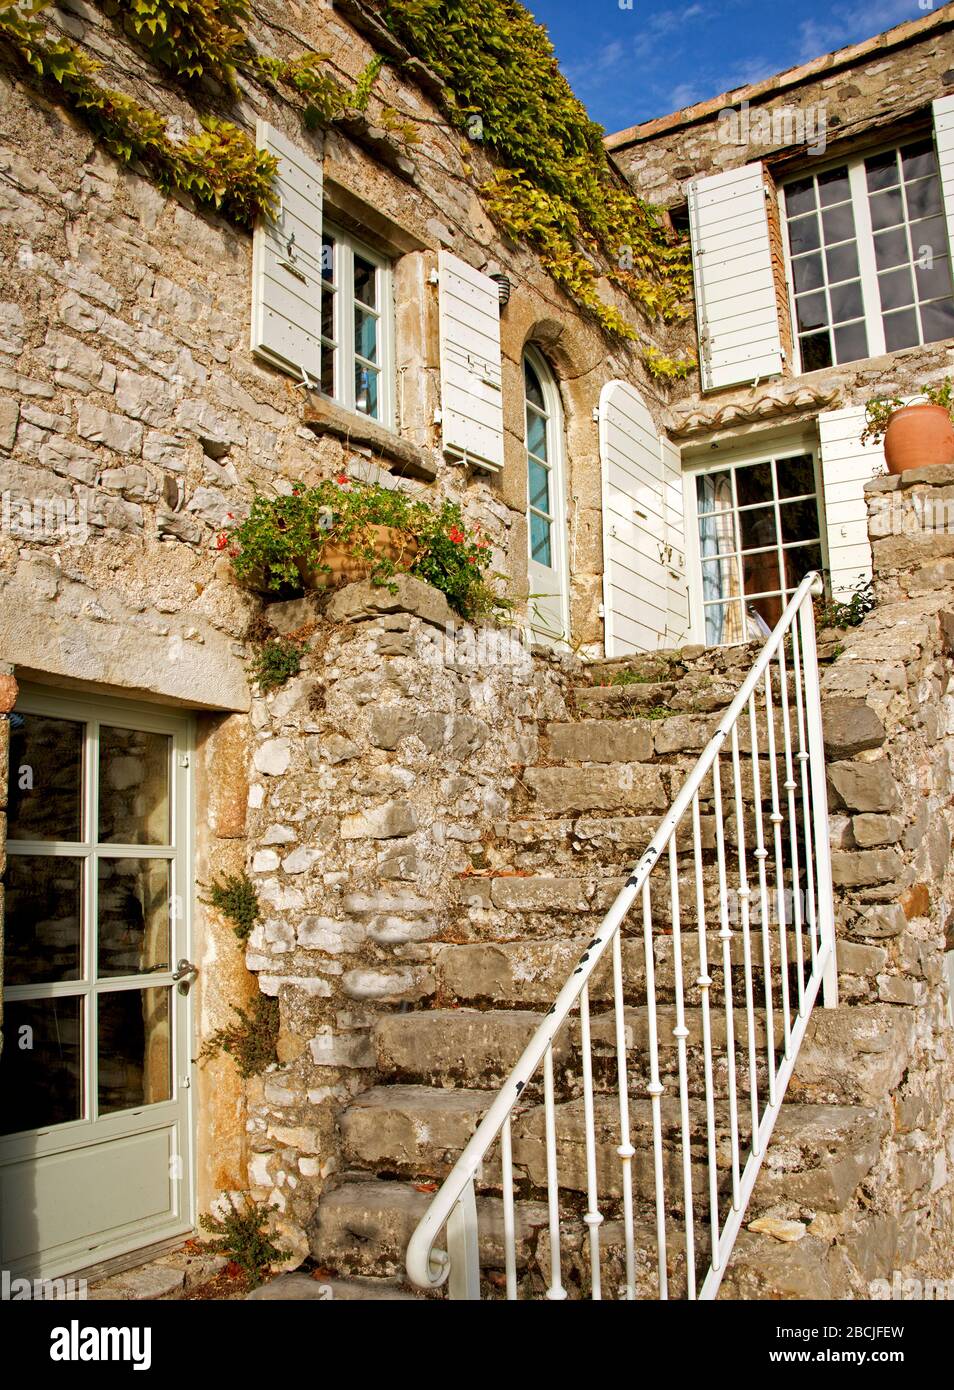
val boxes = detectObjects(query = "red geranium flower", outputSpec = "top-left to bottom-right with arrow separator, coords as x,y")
448,525 -> 465,544
336,473 -> 349,486
215,532 -> 229,551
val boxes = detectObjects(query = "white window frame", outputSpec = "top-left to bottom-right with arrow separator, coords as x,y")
682,431 -> 830,648
781,134 -> 954,375
524,345 -> 570,646
320,220 -> 395,429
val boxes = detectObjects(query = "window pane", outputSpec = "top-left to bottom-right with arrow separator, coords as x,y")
355,364 -> 379,418
742,549 -> 782,598
869,188 -> 905,231
98,858 -> 171,979
793,254 -> 824,294
910,216 -> 947,264
321,285 -> 335,343
883,307 -> 920,352
5,854 -> 82,985
796,290 -> 828,332
788,213 -> 820,255
526,409 -> 547,459
353,255 -> 377,308
701,554 -> 738,603
920,298 -> 954,344
784,544 -> 824,588
735,462 -> 773,505
830,280 -> 864,324
901,140 -> 936,183
833,320 -> 869,364
866,150 -> 899,192
524,358 -> 545,410
818,167 -> 851,206
905,178 -> 942,220
530,510 -> 552,567
826,241 -> 859,284
915,256 -> 953,302
321,235 -> 335,283
878,266 -> 915,311
98,987 -> 172,1116
779,496 -> 821,543
354,306 -> 377,363
800,331 -> 832,371
786,177 -> 816,216
8,713 -> 83,842
821,202 -> 855,244
704,600 -> 744,647
99,727 -> 171,846
696,471 -> 737,557
776,455 -> 816,499
528,457 -> 551,514
873,227 -> 909,270
321,342 -> 335,397
738,505 -> 776,553
0,997 -> 83,1135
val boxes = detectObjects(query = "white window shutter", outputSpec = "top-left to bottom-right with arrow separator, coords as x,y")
688,163 -> 784,393
437,251 -> 504,472
599,381 -> 686,656
251,121 -> 323,382
933,95 -> 954,260
818,406 -> 886,601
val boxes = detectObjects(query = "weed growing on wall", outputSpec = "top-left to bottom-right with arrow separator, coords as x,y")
200,871 -> 261,941
199,1193 -> 287,1286
199,994 -> 280,1078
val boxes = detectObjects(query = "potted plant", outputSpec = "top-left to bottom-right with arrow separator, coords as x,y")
221,474 -> 510,620
861,380 -> 954,474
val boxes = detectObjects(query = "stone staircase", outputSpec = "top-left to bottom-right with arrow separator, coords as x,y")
309,647 -> 884,1299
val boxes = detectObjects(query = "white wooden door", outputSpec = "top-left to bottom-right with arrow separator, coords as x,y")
0,688 -> 195,1279
598,380 -> 687,655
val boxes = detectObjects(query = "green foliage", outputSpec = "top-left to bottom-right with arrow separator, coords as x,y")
111,0 -> 251,88
380,0 -> 692,361
815,577 -> 875,630
225,475 -> 511,620
0,0 -> 277,225
199,993 -> 279,1078
862,378 -> 954,445
199,1193 -> 287,1287
200,871 -> 261,941
249,635 -> 309,693
607,668 -> 652,687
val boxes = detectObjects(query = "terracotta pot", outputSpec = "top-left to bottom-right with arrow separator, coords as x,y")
883,403 -> 954,475
298,524 -> 420,589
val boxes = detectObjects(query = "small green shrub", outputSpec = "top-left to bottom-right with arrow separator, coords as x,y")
199,993 -> 279,1078
250,635 -> 309,693
816,577 -> 875,630
199,1193 -> 287,1287
200,871 -> 260,941
608,668 -> 652,687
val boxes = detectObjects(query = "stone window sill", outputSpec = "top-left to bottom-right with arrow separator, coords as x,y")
301,392 -> 438,482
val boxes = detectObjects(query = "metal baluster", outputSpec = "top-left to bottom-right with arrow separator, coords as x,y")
692,791 -> 720,1270
447,1179 -> 481,1300
543,1044 -> 567,1300
748,692 -> 778,1108
501,1115 -> 517,1300
642,879 -> 668,1299
776,636 -> 807,1016
790,615 -> 819,966
669,836 -> 696,1298
763,664 -> 793,1060
730,721 -> 760,1155
579,983 -> 603,1300
612,929 -> 637,1300
798,589 -> 839,1008
712,753 -> 741,1209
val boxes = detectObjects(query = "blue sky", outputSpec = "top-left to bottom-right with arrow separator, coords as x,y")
526,0 -> 944,135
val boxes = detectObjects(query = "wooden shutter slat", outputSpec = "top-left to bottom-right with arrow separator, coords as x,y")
438,252 -> 504,471
818,406 -> 886,601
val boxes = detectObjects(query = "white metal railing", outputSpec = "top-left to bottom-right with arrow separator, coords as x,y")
406,572 -> 838,1301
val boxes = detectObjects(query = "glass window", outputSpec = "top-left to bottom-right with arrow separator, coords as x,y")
525,356 -> 554,568
695,451 -> 823,646
784,139 -> 954,371
318,224 -> 390,424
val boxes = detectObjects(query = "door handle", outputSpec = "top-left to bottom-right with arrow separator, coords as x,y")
172,958 -> 199,993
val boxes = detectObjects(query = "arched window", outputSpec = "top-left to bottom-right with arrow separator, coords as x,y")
524,347 -> 568,642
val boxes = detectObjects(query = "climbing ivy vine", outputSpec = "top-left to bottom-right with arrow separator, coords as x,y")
379,0 -> 694,377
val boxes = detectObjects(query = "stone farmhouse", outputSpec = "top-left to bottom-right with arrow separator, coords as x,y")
0,0 -> 953,1301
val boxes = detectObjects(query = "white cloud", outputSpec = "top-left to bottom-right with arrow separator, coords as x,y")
796,0 -> 935,62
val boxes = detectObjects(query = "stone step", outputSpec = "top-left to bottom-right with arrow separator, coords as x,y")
373,1005 -> 784,1092
245,1272 -> 425,1301
522,759 -> 784,815
546,709 -> 792,762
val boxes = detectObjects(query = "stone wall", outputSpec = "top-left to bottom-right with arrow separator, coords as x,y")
233,576 -> 570,1257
